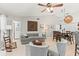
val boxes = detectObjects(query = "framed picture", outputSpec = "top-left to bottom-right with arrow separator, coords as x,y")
27,21 -> 38,31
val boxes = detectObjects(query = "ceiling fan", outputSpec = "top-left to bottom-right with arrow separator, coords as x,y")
38,3 -> 63,13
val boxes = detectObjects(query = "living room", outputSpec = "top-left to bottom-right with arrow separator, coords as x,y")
0,3 -> 79,56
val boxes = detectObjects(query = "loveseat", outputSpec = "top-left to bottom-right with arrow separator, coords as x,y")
21,33 -> 46,44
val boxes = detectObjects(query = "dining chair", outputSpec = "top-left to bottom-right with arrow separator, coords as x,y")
74,32 -> 79,56
53,31 -> 61,42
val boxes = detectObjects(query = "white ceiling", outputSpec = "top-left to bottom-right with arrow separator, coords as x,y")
0,3 -> 79,17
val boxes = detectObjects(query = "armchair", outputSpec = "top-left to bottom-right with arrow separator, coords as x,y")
29,42 -> 48,56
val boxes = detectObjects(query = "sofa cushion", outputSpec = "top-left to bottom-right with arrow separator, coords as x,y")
27,33 -> 39,37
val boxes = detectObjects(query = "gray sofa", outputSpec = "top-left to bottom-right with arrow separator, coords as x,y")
21,33 -> 46,44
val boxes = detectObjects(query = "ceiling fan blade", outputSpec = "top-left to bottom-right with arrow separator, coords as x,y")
52,4 -> 63,7
38,3 -> 47,7
41,8 -> 46,12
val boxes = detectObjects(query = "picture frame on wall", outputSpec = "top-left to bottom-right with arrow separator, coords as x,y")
27,21 -> 38,31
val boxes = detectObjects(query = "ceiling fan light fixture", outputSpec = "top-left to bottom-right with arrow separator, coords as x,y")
50,7 -> 53,10
47,8 -> 50,12
47,7 -> 53,12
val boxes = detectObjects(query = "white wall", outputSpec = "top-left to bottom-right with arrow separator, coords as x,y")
38,15 -> 58,37
21,15 -> 58,37
6,15 -> 79,37
6,15 -> 58,37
